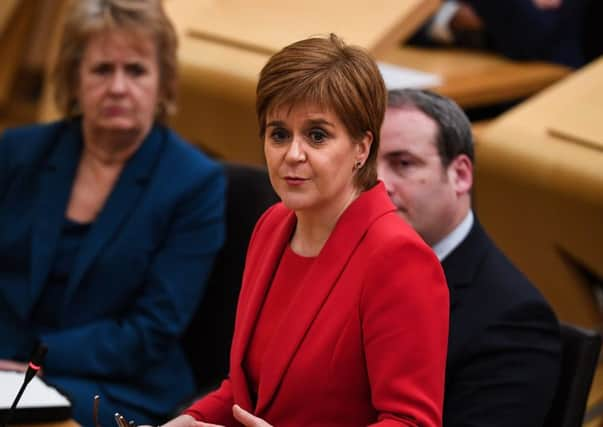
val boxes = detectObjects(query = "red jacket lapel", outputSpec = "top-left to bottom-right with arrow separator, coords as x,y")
229,204 -> 296,410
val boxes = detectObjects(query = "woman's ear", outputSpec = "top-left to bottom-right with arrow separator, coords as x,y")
355,131 -> 373,165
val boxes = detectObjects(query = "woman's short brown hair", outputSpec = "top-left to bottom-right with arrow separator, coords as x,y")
53,0 -> 178,120
256,34 -> 386,191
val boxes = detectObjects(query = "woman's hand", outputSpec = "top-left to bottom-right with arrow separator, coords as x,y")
532,0 -> 562,9
140,414 -> 211,427
0,359 -> 28,372
141,405 -> 272,427
451,2 -> 484,31
232,405 -> 273,427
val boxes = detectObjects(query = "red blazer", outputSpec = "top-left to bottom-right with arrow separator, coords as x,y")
185,183 -> 449,426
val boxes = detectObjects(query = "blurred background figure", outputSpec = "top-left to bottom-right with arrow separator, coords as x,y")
0,0 -> 225,425
410,0 -> 597,68
162,34 -> 449,427
378,88 -> 561,427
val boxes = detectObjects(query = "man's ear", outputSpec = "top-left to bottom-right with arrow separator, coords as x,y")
448,154 -> 473,196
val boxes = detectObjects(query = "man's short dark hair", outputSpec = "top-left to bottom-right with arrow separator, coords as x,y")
387,89 -> 474,167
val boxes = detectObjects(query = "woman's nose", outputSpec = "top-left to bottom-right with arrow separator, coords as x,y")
284,137 -> 306,163
109,70 -> 127,93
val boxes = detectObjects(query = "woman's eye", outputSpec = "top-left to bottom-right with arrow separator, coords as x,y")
92,64 -> 112,75
309,130 -> 327,143
126,64 -> 147,77
270,129 -> 289,142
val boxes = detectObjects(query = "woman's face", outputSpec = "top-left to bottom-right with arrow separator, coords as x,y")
264,103 -> 371,218
77,29 -> 161,137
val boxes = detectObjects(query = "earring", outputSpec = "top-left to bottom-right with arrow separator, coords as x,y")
354,161 -> 363,171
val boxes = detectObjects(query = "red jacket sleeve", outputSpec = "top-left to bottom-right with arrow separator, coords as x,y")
362,238 -> 449,427
183,378 -> 237,425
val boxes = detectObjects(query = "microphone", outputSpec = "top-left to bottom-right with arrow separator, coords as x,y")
1,343 -> 48,427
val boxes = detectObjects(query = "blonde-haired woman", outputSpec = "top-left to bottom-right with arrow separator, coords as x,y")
0,1 -> 225,424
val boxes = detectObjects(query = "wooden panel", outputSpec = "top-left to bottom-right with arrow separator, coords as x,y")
169,34 -> 268,164
162,0 -> 439,164
165,0 -> 439,56
0,0 -> 19,35
475,59 -> 603,328
167,36 -> 571,163
480,58 -> 603,209
36,0 -> 69,122
380,46 -> 570,108
0,0 -> 35,107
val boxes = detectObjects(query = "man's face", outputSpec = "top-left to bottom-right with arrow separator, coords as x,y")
378,107 -> 469,246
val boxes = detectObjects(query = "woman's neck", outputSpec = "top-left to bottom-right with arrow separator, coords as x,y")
291,189 -> 360,257
82,123 -> 148,166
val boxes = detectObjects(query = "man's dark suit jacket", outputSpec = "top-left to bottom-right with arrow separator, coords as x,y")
442,218 -> 561,426
412,0 -> 590,67
466,0 -> 588,68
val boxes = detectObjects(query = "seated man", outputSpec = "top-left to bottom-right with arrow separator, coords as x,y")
410,0 -> 588,67
378,88 -> 561,426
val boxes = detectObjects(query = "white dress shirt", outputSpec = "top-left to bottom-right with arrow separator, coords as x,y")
432,210 -> 474,261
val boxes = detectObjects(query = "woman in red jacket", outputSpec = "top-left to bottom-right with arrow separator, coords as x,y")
164,33 -> 449,427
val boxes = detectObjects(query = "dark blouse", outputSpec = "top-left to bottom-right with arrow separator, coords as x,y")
31,218 -> 92,329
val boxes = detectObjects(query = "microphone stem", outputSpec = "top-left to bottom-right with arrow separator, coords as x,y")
2,379 -> 30,427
